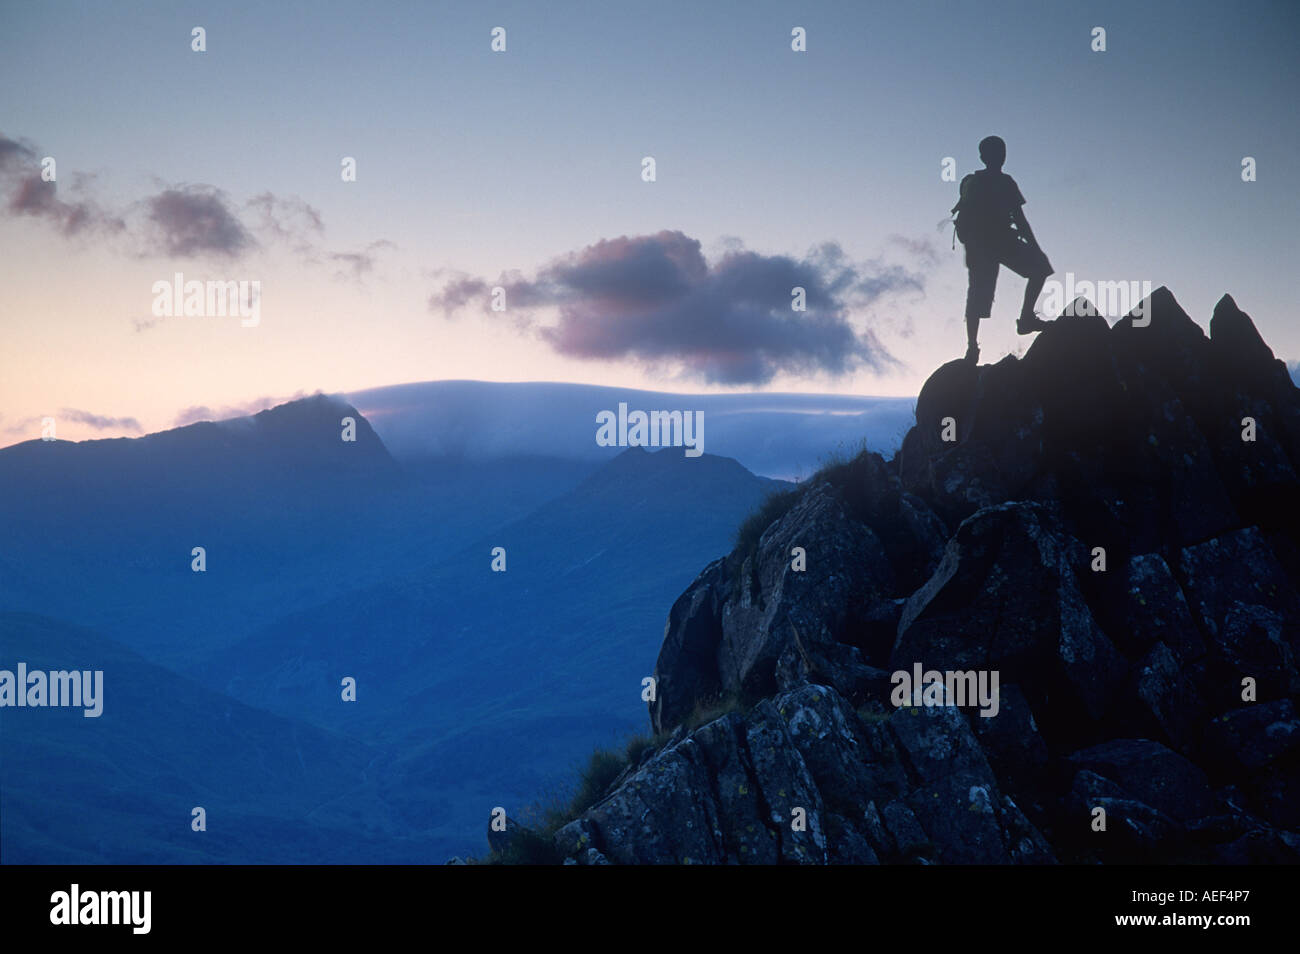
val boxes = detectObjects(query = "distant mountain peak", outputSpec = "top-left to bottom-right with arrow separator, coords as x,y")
0,393 -> 398,494
154,392 -> 390,457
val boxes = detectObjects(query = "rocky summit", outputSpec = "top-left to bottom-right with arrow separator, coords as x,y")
529,287 -> 1300,864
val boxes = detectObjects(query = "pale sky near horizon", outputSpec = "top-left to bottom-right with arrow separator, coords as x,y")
2,0 -> 1297,444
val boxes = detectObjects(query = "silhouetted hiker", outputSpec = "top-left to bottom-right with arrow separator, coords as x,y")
951,135 -> 1054,363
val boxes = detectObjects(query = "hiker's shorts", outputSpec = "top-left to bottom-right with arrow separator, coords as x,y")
965,235 -> 1054,319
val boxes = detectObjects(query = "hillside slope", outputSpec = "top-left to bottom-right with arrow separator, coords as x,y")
193,447 -> 789,857
0,612 -> 448,863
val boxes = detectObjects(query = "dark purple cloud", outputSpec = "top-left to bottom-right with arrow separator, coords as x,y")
429,275 -> 488,314
0,135 -> 31,165
145,186 -> 252,257
1,131 -> 390,278
0,134 -> 40,175
0,134 -> 125,236
430,230 -> 930,385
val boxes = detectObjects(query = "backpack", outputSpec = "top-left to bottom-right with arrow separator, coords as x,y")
951,169 -> 1018,250
950,172 -> 982,248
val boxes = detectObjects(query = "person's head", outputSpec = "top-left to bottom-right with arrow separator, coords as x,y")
978,135 -> 1006,170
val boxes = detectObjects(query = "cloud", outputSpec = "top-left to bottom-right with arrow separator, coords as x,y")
428,274 -> 489,315
144,185 -> 253,257
429,230 -> 930,385
0,134 -> 125,236
3,407 -> 141,435
887,234 -> 942,268
0,135 -> 31,165
331,239 -> 396,281
0,134 -> 40,178
246,192 -> 323,256
171,392 -> 310,427
246,193 -> 394,281
59,408 -> 142,431
2,132 -> 389,276
1288,360 -> 1299,387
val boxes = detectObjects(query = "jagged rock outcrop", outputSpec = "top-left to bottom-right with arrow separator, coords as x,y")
550,288 -> 1300,864
650,463 -> 947,734
559,683 -> 1054,864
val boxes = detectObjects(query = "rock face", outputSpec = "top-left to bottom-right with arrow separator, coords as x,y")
558,683 -> 1053,864
553,288 -> 1300,864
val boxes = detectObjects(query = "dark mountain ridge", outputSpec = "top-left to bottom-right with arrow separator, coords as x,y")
1,393 -> 398,492
523,287 -> 1300,865
0,394 -> 590,666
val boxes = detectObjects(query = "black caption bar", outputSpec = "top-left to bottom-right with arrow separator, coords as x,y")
0,863 -> 1279,941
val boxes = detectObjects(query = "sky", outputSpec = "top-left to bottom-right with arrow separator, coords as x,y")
2,0 -> 1298,444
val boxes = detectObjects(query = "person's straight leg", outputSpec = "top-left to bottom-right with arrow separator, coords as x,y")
964,257 -> 996,362
1021,272 -> 1046,320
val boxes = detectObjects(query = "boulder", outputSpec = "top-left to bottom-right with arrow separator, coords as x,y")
1067,739 -> 1214,822
650,559 -> 727,733
893,502 -> 1128,733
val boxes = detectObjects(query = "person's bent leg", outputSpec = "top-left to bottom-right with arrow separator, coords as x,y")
1021,272 -> 1047,321
1004,239 -> 1053,331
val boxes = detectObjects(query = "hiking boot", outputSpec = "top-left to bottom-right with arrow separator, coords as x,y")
1016,313 -> 1050,335
964,342 -> 979,364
